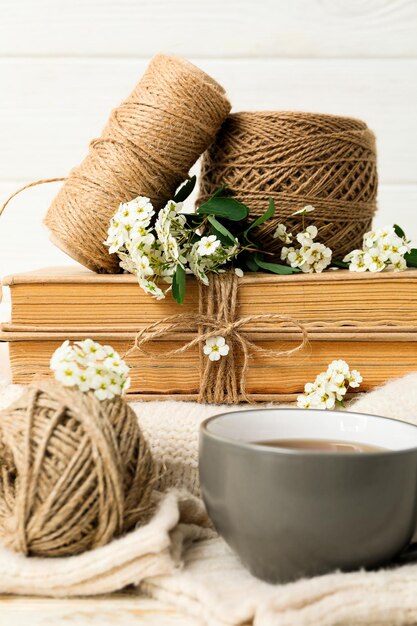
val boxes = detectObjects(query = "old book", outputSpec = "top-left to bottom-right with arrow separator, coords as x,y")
2,329 -> 417,401
2,266 -> 417,331
2,267 -> 417,400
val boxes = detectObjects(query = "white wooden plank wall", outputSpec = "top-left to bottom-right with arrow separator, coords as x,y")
0,0 -> 416,280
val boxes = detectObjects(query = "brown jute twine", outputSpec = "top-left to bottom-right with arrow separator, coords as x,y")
198,112 -> 378,260
0,381 -> 156,557
125,272 -> 308,404
0,55 -> 230,273
44,54 -> 231,273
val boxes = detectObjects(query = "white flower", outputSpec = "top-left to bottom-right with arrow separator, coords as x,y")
285,247 -> 306,268
363,247 -> 386,273
328,360 -> 350,377
348,369 -> 363,388
296,393 -> 313,409
297,360 -> 362,410
77,338 -> 107,362
280,223 -> 332,273
273,223 -> 293,243
296,225 -> 318,246
54,362 -> 82,388
50,340 -> 130,399
344,225 -> 410,274
234,268 -> 244,278
313,387 -> 337,410
292,205 -> 316,216
130,196 -> 155,221
50,339 -> 72,369
138,278 -> 166,300
344,250 -> 367,273
300,241 -> 332,273
392,256 -> 407,272
197,235 -> 221,257
135,254 -> 154,278
203,336 -> 230,361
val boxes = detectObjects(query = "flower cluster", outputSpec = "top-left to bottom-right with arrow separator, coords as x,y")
297,360 -> 362,410
50,339 -> 130,400
343,225 -> 411,273
104,195 -> 240,300
275,221 -> 333,273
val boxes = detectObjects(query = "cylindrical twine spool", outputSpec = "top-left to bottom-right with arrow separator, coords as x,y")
44,54 -> 231,273
198,112 -> 378,260
0,382 -> 156,557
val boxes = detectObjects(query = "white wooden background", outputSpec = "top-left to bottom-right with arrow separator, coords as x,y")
0,2 -> 416,620
0,0 -> 416,282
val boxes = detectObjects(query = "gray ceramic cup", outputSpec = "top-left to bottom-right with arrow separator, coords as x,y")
199,408 -> 417,583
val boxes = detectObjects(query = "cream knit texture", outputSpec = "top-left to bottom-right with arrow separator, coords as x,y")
1,375 -> 417,625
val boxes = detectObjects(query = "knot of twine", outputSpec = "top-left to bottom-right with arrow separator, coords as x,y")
126,273 -> 308,404
0,382 -> 156,557
198,111 -> 378,261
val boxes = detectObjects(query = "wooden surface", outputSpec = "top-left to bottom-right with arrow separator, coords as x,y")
1,0 -> 416,58
0,594 -> 198,626
0,59 -> 415,182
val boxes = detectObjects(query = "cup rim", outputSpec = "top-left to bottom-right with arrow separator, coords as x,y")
200,408 -> 417,457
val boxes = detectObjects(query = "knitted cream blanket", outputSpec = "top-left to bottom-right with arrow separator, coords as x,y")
1,374 -> 417,626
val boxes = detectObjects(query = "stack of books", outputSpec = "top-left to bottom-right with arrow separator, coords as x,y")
1,266 -> 417,401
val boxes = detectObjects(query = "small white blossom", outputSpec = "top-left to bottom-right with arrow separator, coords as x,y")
105,188 -> 241,302
280,226 -> 332,274
50,339 -> 130,400
203,336 -> 230,361
234,267 -> 244,278
344,250 -> 367,273
197,235 -> 221,257
296,225 -> 318,246
348,369 -> 363,388
344,225 -> 411,274
297,359 -> 362,410
273,223 -> 293,244
363,247 -> 386,273
138,278 -> 165,300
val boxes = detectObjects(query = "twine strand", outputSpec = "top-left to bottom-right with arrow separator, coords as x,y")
198,111 -> 378,261
42,55 -> 231,273
0,382 -> 156,556
0,178 -> 66,220
125,273 -> 308,404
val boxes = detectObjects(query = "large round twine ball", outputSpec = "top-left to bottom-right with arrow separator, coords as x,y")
44,54 -> 231,274
0,382 -> 156,557
198,112 -> 378,260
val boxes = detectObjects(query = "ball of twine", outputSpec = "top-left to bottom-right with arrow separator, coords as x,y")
198,112 -> 378,260
0,382 -> 156,557
44,54 -> 231,273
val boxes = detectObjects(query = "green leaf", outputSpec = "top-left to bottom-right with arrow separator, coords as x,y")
173,176 -> 196,203
331,260 -> 349,269
210,185 -> 227,199
244,198 -> 275,241
197,196 -> 249,221
394,224 -> 406,239
254,254 -> 300,275
207,215 -> 237,245
172,264 -> 186,304
405,249 -> 417,268
244,254 -> 259,272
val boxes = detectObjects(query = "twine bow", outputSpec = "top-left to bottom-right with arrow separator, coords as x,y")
125,273 -> 308,404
